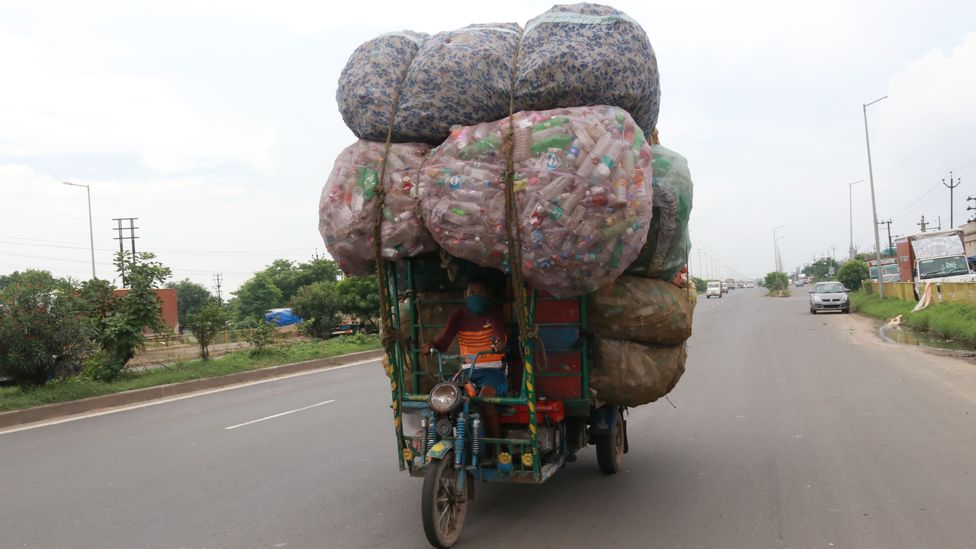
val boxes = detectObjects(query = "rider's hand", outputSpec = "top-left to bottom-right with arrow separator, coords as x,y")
420,343 -> 433,355
493,337 -> 508,352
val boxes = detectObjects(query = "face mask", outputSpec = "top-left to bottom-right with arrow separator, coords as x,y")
466,295 -> 490,315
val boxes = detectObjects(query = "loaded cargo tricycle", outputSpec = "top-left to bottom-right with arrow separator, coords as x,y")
381,257 -> 629,548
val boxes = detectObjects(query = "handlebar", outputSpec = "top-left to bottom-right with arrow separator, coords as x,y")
426,349 -> 498,383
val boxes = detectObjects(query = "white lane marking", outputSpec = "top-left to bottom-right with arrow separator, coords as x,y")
224,399 -> 336,430
0,358 -> 380,436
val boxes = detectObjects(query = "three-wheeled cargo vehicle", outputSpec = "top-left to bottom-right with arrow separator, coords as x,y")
380,257 -> 629,548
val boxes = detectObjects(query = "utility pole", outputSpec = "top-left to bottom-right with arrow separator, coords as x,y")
917,215 -> 928,233
943,171 -> 961,228
967,196 -> 976,222
878,219 -> 893,255
863,95 -> 888,299
937,216 -> 942,231
213,274 -> 224,304
112,217 -> 139,286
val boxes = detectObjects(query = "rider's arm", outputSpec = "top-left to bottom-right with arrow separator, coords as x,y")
429,309 -> 463,352
489,308 -> 508,351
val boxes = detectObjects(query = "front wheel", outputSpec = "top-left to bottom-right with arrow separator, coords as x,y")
422,453 -> 467,548
596,408 -> 625,474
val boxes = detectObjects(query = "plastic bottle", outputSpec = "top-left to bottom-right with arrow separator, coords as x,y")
596,141 -> 625,178
350,185 -> 365,213
531,133 -> 575,156
578,133 -> 612,179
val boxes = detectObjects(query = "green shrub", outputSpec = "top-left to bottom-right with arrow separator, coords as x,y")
764,272 -> 789,293
838,259 -> 869,291
246,321 -> 279,355
186,301 -> 229,360
0,278 -> 90,386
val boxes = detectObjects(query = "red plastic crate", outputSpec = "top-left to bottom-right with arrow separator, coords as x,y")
537,351 -> 582,400
533,299 -> 580,324
499,400 -> 566,425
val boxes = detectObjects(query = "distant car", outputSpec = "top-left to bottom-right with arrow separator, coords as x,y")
706,280 -> 722,298
720,282 -> 729,294
809,281 -> 850,314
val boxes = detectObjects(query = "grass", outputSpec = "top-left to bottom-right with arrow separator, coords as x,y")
850,292 -> 976,346
0,335 -> 380,412
767,289 -> 791,297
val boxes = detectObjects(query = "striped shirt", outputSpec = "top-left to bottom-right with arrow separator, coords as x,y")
430,307 -> 508,368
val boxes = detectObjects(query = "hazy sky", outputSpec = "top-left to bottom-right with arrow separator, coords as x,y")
2,0 -> 975,291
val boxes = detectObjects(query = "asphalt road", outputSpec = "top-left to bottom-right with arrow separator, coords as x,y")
2,288 -> 976,548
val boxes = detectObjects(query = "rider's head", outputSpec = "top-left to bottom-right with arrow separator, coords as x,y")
465,277 -> 491,315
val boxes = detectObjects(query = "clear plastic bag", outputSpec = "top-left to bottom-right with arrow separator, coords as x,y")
420,106 -> 654,297
318,141 -> 437,275
625,144 -> 694,281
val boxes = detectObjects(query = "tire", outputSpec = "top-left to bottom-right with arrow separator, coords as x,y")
422,453 -> 467,548
843,307 -> 850,314
810,308 -> 816,314
596,408 -> 624,475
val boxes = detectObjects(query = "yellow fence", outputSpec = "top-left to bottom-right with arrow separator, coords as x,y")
937,282 -> 976,304
865,281 -> 916,301
867,280 -> 976,305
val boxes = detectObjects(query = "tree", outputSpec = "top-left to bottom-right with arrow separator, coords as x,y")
93,252 -> 172,379
764,272 -> 790,293
801,258 -> 840,281
241,258 -> 342,306
185,301 -> 228,360
0,276 -> 89,386
692,277 -> 707,293
233,273 -> 283,322
167,279 -> 212,327
0,269 -> 73,293
336,276 -> 380,331
290,281 -> 341,339
838,259 -> 870,291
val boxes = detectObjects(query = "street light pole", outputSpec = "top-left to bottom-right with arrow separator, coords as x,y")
773,225 -> 784,272
63,181 -> 96,279
848,180 -> 864,258
863,96 -> 887,298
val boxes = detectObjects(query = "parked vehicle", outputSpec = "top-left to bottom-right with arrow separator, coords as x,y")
868,257 -> 901,282
895,230 -> 976,297
706,280 -> 722,298
809,281 -> 850,314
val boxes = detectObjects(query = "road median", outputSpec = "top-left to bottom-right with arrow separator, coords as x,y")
0,349 -> 384,430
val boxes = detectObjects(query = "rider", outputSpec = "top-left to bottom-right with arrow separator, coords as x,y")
421,277 -> 508,440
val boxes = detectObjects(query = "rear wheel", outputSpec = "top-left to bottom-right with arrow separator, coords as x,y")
422,453 -> 467,548
596,408 -> 625,474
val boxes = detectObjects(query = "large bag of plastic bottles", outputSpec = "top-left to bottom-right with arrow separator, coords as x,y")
420,105 -> 654,297
588,276 -> 694,345
589,337 -> 686,407
318,141 -> 437,276
336,4 -> 660,144
625,144 -> 693,281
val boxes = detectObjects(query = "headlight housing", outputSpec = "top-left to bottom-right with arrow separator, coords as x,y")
813,295 -> 822,303
429,383 -> 461,414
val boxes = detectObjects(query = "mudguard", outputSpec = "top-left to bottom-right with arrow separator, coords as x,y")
426,440 -> 455,460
